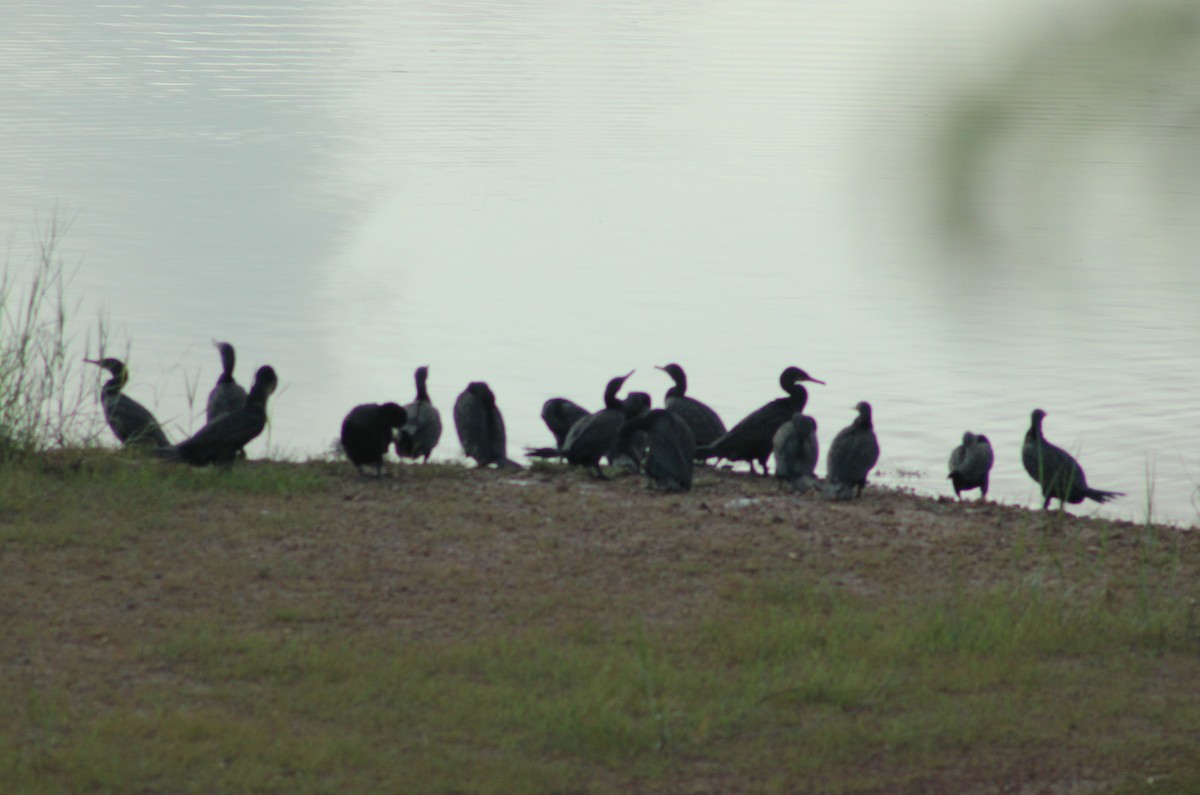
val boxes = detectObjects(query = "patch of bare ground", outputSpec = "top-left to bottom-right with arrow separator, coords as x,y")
2,457 -> 1198,793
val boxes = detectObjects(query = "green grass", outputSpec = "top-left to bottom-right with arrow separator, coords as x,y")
4,578 -> 1199,792
2,458 -> 1199,793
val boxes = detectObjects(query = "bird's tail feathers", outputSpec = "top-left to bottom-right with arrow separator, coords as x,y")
1085,488 -> 1124,504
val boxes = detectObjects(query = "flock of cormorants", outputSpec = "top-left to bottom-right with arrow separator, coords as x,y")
86,344 -> 1125,510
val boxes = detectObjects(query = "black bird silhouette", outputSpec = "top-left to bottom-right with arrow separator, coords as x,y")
454,381 -> 522,469
341,402 -> 407,476
1022,408 -> 1123,510
698,367 -> 824,475
84,357 -> 171,449
773,413 -> 820,494
824,401 -> 879,500
612,390 -> 653,472
948,431 -> 994,500
206,341 -> 247,423
527,371 -> 634,477
540,397 -> 590,452
655,363 -> 726,448
618,408 -> 695,492
167,365 -> 278,466
396,365 -> 442,463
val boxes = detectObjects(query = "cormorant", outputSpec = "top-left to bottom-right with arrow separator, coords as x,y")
773,413 -> 820,494
540,397 -> 590,452
697,367 -> 824,475
617,408 -> 695,492
824,401 -> 879,500
166,365 -> 278,466
454,381 -> 522,469
655,363 -> 726,448
948,431 -> 994,500
1022,409 -> 1123,510
341,402 -> 407,477
84,357 -> 171,449
395,365 -> 442,463
206,340 -> 247,423
528,371 -> 634,477
612,390 -> 653,472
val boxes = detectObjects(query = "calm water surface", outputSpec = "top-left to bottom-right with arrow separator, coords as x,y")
4,1 -> 1199,524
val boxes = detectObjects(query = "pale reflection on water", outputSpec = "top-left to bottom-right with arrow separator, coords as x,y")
3,1 -> 1198,524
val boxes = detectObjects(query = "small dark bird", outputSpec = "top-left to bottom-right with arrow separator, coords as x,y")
948,431 -> 994,500
655,363 -> 726,448
341,402 -> 408,476
1022,408 -> 1123,510
540,397 -> 590,452
167,365 -> 278,466
612,390 -> 653,472
824,401 -> 880,500
84,357 -> 171,449
454,381 -> 522,469
206,340 -> 247,423
773,413 -> 820,494
527,371 -> 634,478
396,365 -> 442,463
698,367 -> 824,475
617,409 -> 696,492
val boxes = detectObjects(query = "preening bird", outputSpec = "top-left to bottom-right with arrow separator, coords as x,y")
396,365 -> 442,463
454,381 -> 521,468
341,402 -> 407,476
617,408 -> 695,492
655,363 -> 726,448
540,397 -> 590,452
527,371 -> 635,477
206,340 -> 247,423
1022,409 -> 1123,510
948,431 -> 994,500
167,365 -> 278,467
698,367 -> 824,475
773,413 -> 820,494
824,401 -> 879,500
84,357 -> 171,449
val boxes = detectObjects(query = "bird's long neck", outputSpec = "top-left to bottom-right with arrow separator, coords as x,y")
415,372 -> 430,402
603,383 -> 623,410
786,383 -> 808,412
220,348 -> 236,381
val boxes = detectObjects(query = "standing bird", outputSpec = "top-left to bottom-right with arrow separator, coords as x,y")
454,381 -> 522,469
341,402 -> 408,477
540,397 -> 590,452
698,367 -> 825,475
206,340 -> 247,423
396,365 -> 442,463
527,371 -> 634,477
617,409 -> 696,492
655,363 -> 726,448
167,365 -> 278,466
948,431 -> 994,500
824,401 -> 880,500
1022,409 -> 1123,510
773,413 -> 820,494
84,357 -> 171,449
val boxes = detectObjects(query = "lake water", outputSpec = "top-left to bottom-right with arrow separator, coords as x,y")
4,1 -> 1199,525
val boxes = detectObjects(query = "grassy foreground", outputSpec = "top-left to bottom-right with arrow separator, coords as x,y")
2,451 -> 1199,794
